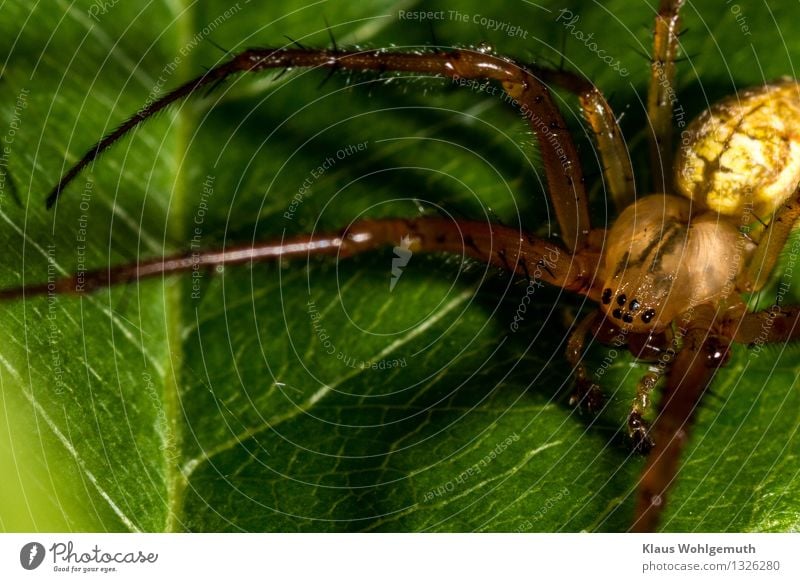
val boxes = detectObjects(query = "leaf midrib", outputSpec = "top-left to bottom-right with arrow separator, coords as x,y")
163,1 -> 193,533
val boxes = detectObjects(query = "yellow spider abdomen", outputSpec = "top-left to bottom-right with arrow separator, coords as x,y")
675,80 -> 800,218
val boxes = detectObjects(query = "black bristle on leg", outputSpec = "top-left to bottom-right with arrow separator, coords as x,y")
324,19 -> 338,52
207,38 -> 231,56
284,35 -> 307,50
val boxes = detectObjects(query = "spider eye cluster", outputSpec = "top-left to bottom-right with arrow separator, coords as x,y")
602,290 -> 650,324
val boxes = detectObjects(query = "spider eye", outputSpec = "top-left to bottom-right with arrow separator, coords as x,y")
616,294 -> 627,306
641,309 -> 656,323
612,308 -> 622,319
629,299 -> 641,312
602,288 -> 612,304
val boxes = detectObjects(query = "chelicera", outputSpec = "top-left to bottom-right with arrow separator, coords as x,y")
3,0 -> 800,531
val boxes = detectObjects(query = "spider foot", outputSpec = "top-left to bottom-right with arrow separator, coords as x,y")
569,379 -> 604,414
627,412 -> 654,454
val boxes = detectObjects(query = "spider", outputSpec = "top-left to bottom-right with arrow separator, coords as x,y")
2,0 -> 799,532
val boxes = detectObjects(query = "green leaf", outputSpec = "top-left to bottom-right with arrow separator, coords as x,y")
1,0 -> 798,532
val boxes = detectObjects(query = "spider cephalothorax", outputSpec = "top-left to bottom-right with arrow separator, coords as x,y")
4,0 -> 800,533
599,194 -> 747,332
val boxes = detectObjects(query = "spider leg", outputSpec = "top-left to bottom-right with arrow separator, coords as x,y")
730,304 -> 800,345
566,311 -> 604,413
648,0 -> 686,192
737,185 -> 800,293
0,217 -> 599,301
625,329 -> 676,453
529,66 -> 635,211
627,371 -> 660,454
46,48 -> 591,251
631,315 -> 730,532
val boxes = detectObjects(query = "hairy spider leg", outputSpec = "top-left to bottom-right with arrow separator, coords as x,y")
648,0 -> 686,192
0,217 -> 599,301
565,311 -> 604,412
733,305 -> 800,345
633,295 -> 800,532
530,66 -> 636,211
628,391 -> 660,452
625,333 -> 676,454
45,48 -> 593,251
738,185 -> 800,293
631,317 -> 728,532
